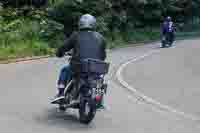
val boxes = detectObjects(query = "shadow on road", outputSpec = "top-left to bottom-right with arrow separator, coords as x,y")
35,107 -> 96,131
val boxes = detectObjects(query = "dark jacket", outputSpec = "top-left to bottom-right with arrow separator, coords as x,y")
56,30 -> 107,63
162,21 -> 175,35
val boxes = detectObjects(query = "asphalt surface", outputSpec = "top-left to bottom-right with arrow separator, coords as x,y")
123,39 -> 200,117
0,39 -> 200,133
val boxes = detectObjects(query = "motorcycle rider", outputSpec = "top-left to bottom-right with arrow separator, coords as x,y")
161,16 -> 175,47
51,14 -> 107,107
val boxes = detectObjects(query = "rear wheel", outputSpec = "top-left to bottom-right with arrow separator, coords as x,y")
168,42 -> 173,47
168,37 -> 174,47
161,42 -> 166,48
79,97 -> 96,124
161,38 -> 166,48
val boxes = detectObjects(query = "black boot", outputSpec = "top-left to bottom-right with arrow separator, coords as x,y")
51,88 -> 65,104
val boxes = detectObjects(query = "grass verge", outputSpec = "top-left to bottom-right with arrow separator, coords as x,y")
108,29 -> 200,49
0,39 -> 54,60
0,28 -> 200,61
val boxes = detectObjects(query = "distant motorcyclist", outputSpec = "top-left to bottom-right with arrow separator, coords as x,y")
161,16 -> 175,47
52,14 -> 107,108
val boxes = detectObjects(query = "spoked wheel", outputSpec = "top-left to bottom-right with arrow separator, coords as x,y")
79,97 -> 96,124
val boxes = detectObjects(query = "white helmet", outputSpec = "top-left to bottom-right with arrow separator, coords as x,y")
79,14 -> 96,30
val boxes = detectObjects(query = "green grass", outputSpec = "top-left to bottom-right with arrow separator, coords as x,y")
107,28 -> 161,49
1,29 -> 199,61
0,38 -> 54,60
107,28 -> 200,49
1,18 -> 200,61
0,18 -> 55,60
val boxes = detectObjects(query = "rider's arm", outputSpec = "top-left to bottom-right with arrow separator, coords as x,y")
161,23 -> 166,36
56,32 -> 77,57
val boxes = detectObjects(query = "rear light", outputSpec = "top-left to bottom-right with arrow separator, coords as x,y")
95,95 -> 102,102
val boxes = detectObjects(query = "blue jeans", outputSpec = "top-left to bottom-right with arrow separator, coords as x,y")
57,65 -> 105,107
57,65 -> 72,88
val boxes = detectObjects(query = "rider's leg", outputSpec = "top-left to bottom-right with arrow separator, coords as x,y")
171,32 -> 175,45
56,65 -> 72,99
168,33 -> 174,46
161,35 -> 166,48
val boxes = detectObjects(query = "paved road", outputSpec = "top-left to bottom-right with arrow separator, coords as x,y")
122,39 -> 200,117
0,40 -> 200,133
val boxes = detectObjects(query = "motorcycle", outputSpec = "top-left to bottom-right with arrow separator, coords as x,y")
161,32 -> 174,48
51,53 -> 109,124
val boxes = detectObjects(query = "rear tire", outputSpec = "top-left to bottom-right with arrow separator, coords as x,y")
161,39 -> 166,48
161,43 -> 166,48
79,97 -> 96,124
168,39 -> 173,47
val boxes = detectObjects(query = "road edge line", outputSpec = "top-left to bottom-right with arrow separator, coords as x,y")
116,50 -> 200,121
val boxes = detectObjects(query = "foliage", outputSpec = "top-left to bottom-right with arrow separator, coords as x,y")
1,0 -> 200,59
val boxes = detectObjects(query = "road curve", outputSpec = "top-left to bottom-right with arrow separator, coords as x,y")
0,39 -> 200,133
120,39 -> 200,120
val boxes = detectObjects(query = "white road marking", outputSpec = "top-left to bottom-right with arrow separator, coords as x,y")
116,49 -> 200,121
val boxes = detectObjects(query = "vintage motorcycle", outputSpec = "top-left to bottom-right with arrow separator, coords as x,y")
51,53 -> 109,124
161,33 -> 174,48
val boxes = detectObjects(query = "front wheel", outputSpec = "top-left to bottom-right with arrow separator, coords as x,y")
161,37 -> 166,48
79,97 -> 96,124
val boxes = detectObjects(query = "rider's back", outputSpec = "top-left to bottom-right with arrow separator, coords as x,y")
72,31 -> 106,61
162,21 -> 175,34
